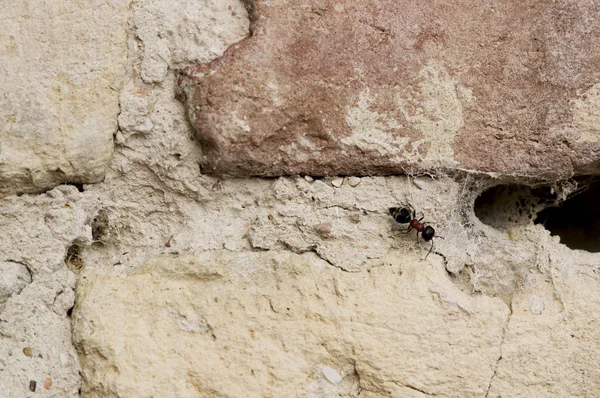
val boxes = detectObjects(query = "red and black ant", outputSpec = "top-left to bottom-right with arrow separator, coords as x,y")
389,204 -> 443,259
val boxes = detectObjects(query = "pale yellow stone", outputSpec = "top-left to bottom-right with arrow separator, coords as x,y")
74,250 -> 509,397
0,0 -> 130,196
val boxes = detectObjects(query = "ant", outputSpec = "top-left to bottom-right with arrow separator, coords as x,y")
389,204 -> 443,259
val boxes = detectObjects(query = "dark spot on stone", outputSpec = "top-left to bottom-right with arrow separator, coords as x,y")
92,210 -> 110,242
67,183 -> 85,192
65,244 -> 84,272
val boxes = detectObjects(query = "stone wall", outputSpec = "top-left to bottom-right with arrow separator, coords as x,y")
2,1 -> 600,397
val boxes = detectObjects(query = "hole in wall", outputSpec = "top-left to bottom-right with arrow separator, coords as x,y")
474,183 -> 559,229
92,209 -> 110,243
535,178 -> 600,252
65,244 -> 84,272
475,177 -> 600,252
65,182 -> 85,192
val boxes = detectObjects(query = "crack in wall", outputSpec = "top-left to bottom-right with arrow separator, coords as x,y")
389,379 -> 439,396
484,296 -> 513,398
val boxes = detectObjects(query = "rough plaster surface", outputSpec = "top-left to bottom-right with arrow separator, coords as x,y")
0,0 -> 129,197
2,1 -> 600,397
178,0 -> 600,179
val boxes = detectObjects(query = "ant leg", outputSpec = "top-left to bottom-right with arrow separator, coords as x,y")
425,240 -> 434,259
404,226 -> 413,234
416,231 -> 419,242
407,203 -> 416,219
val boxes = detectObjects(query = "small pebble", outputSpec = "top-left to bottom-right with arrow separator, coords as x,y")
44,377 -> 53,390
347,176 -> 361,187
29,380 -> 36,392
304,175 -> 314,182
313,223 -> 332,238
331,177 -> 343,188
23,347 -> 32,357
322,365 -> 343,384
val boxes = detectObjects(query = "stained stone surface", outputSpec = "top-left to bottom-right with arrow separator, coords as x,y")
178,0 -> 600,179
0,0 -> 129,197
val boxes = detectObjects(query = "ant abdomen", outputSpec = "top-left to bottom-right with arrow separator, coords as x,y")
389,207 -> 412,224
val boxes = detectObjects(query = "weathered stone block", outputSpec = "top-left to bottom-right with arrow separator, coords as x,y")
73,251 -> 508,397
178,0 -> 600,179
0,1 -> 129,197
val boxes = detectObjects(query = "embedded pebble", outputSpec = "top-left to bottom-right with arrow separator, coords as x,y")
348,212 -> 361,224
23,347 -> 33,357
347,176 -> 361,187
304,175 -> 314,182
322,365 -> 343,384
331,177 -> 343,188
313,223 -> 332,238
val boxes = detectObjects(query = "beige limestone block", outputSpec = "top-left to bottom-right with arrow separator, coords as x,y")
74,250 -> 509,397
488,261 -> 600,397
0,0 -> 129,197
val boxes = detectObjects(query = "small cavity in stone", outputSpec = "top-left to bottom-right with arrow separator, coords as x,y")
92,209 -> 110,242
474,183 -> 558,229
65,244 -> 84,272
475,178 -> 600,252
535,177 -> 600,252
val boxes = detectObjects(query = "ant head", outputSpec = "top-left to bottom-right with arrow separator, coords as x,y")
422,225 -> 435,241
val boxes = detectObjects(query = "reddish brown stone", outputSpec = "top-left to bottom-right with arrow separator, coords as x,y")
178,0 -> 600,179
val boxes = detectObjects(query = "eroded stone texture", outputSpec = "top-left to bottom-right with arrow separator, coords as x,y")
0,0 -> 129,197
0,261 -> 31,306
0,184 -> 97,396
132,0 -> 249,84
73,251 -> 509,397
487,250 -> 600,397
178,0 -> 600,179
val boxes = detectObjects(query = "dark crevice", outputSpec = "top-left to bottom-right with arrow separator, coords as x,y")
91,210 -> 110,243
65,182 -> 85,192
474,183 -> 559,229
475,177 -> 600,252
535,177 -> 600,252
65,244 -> 84,272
